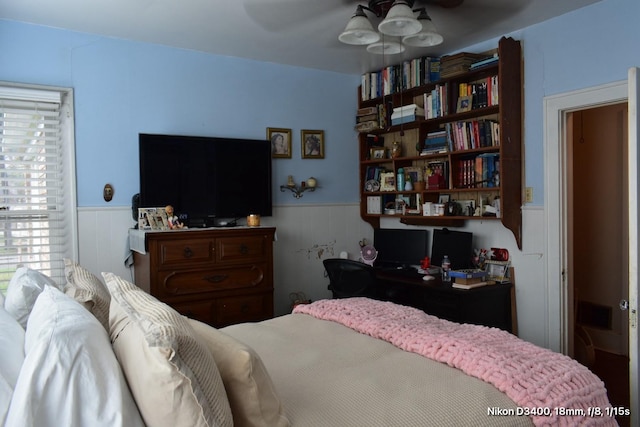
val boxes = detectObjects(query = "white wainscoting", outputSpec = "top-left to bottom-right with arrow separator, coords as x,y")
77,204 -> 549,347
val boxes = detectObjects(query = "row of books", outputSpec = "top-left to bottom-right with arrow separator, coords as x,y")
458,75 -> 498,109
469,54 -> 499,71
364,165 -> 387,183
440,52 -> 485,78
422,83 -> 449,119
354,104 -> 388,132
455,153 -> 499,189
420,130 -> 448,155
444,119 -> 500,152
361,56 -> 441,102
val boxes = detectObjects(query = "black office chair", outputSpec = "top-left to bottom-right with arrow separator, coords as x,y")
323,258 -> 378,299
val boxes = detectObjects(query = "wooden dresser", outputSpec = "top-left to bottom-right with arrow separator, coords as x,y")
132,227 -> 276,327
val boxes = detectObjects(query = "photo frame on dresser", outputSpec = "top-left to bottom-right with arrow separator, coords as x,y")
138,207 -> 169,230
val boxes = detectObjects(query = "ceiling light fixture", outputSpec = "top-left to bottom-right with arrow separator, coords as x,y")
339,0 -> 443,54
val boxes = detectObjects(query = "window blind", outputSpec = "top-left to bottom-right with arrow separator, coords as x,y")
0,86 -> 72,290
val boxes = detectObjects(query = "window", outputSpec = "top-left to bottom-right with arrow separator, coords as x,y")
0,83 -> 77,292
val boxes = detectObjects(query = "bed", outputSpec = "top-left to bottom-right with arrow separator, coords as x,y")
1,265 -> 617,427
223,298 -> 616,427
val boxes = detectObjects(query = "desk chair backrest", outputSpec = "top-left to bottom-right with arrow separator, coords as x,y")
323,258 -> 378,299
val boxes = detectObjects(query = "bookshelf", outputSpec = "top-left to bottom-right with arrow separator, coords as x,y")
357,37 -> 523,249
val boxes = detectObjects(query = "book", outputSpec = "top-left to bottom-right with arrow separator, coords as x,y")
449,269 -> 487,279
454,276 -> 486,285
470,54 -> 499,70
452,281 -> 494,290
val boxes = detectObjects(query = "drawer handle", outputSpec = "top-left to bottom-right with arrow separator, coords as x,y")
241,304 -> 249,313
204,274 -> 228,283
240,244 -> 249,255
183,247 -> 193,258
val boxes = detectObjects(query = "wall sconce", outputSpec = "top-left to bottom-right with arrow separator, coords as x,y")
280,175 -> 318,198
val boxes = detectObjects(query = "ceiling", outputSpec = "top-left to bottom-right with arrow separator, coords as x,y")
1,0 -> 601,75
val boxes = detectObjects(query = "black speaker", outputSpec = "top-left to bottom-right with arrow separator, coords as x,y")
131,193 -> 140,222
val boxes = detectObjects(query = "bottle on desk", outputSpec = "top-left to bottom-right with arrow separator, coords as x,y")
441,255 -> 451,283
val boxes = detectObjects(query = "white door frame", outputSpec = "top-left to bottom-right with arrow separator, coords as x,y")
544,80 -> 628,353
544,76 -> 639,424
626,67 -> 639,425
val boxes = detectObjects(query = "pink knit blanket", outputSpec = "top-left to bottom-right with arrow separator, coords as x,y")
293,298 -> 616,427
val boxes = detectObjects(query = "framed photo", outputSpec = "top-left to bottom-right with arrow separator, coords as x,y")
379,172 -> 396,191
267,128 -> 292,158
484,260 -> 511,282
370,147 -> 386,159
456,95 -> 473,113
301,130 -> 324,159
138,207 -> 169,231
438,194 -> 450,204
404,166 -> 421,183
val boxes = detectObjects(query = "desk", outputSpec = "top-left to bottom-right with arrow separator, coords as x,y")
373,269 -> 513,333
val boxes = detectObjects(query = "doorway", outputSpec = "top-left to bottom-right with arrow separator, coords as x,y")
567,105 -> 630,422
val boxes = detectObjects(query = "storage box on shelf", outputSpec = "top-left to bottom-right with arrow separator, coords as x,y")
357,37 -> 522,249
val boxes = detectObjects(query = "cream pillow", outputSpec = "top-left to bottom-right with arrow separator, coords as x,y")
4,267 -> 62,328
63,259 -> 110,330
189,318 -> 290,427
103,272 -> 233,427
6,286 -> 144,427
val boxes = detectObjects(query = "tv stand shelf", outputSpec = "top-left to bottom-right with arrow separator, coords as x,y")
131,227 -> 276,327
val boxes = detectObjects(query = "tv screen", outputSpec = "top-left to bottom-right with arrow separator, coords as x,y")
139,133 -> 272,227
373,228 -> 430,268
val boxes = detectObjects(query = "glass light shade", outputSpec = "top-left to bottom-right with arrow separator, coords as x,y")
339,15 -> 381,45
366,37 -> 406,55
378,1 -> 422,37
403,18 -> 443,47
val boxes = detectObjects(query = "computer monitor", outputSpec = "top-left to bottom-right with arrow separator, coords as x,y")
430,228 -> 474,270
373,228 -> 429,268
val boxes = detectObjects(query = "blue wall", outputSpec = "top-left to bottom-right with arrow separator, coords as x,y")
462,0 -> 640,205
2,0 -> 640,208
0,19 -> 360,207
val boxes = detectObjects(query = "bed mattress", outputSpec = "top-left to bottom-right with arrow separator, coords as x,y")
223,313 -> 534,427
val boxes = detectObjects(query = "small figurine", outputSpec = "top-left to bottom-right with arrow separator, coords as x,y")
165,205 -> 184,229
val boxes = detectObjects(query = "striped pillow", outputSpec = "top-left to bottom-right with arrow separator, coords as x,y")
63,259 -> 110,330
103,272 -> 232,427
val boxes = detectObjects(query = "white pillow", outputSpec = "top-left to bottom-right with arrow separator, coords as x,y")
4,267 -> 62,328
0,306 -> 25,426
5,286 -> 145,427
104,272 -> 233,427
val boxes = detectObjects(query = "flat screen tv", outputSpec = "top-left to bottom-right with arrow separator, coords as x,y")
430,228 -> 474,270
138,133 -> 272,227
373,228 -> 430,268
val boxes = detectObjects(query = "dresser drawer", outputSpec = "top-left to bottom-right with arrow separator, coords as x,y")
169,300 -> 215,325
217,235 -> 268,263
154,263 -> 270,298
215,294 -> 272,326
156,238 -> 214,268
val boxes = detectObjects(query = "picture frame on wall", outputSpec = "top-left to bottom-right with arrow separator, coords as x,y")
268,127 -> 292,158
301,130 -> 324,159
